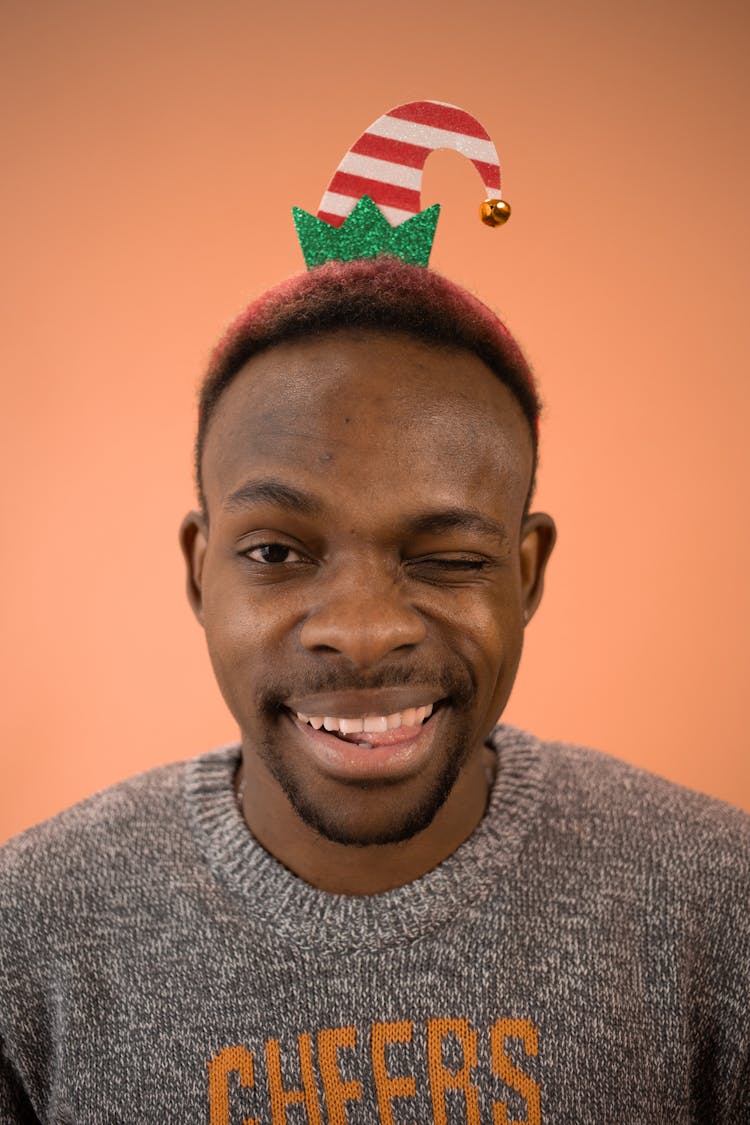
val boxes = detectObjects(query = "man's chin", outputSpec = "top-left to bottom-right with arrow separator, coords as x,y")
262,731 -> 471,848
293,778 -> 455,848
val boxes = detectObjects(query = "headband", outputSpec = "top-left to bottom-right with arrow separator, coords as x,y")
292,100 -> 510,269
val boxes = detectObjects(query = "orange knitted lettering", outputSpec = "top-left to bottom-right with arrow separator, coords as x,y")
207,1045 -> 257,1125
265,1032 -> 323,1125
490,1017 -> 541,1125
371,1019 -> 417,1124
317,1025 -> 363,1125
426,1017 -> 481,1125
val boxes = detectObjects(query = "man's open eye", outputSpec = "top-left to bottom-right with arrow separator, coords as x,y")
244,543 -> 304,564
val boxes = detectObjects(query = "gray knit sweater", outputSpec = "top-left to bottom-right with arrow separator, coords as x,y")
1,726 -> 748,1124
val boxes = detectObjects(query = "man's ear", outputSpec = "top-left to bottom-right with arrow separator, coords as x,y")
519,512 -> 556,624
179,511 -> 208,624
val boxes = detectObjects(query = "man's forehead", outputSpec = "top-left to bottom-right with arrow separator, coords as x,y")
202,330 -> 534,504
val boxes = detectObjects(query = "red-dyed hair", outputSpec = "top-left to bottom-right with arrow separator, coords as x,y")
196,257 -> 540,509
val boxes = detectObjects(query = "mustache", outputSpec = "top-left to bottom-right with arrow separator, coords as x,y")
261,661 -> 475,710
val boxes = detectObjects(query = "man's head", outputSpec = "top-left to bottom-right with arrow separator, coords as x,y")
195,257 -> 542,516
180,258 -> 555,887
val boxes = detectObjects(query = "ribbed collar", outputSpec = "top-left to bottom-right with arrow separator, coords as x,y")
184,725 -> 546,954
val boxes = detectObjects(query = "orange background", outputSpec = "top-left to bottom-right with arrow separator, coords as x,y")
2,0 -> 749,842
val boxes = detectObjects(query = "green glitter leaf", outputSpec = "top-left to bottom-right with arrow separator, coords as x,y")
292,196 -> 440,270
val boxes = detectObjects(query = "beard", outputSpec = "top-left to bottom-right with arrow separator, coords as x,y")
244,657 -> 478,846
256,720 -> 475,846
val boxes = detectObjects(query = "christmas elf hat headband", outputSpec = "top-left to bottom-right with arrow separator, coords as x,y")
292,100 -> 510,269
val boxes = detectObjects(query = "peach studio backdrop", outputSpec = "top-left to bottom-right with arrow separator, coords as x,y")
2,0 -> 749,842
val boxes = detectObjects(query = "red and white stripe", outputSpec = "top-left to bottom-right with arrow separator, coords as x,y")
317,100 -> 503,228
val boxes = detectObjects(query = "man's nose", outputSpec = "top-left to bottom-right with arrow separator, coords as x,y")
299,565 -> 427,668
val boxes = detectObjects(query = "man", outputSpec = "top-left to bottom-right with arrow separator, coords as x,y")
1,253 -> 748,1123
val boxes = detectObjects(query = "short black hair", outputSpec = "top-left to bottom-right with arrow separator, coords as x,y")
196,257 -> 540,513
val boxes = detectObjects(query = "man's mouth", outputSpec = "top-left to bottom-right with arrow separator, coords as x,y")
281,697 -> 444,780
293,702 -> 435,741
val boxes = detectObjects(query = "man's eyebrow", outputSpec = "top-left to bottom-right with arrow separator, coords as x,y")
222,478 -> 325,517
406,508 -> 508,546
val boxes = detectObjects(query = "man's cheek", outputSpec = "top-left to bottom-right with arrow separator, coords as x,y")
204,619 -> 255,707
470,622 -> 520,715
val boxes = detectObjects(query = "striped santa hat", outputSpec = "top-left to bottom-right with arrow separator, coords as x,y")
293,100 -> 510,269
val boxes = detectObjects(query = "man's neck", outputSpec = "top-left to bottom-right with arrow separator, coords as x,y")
235,747 -> 497,896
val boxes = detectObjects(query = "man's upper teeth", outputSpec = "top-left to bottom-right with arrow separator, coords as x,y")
295,703 -> 434,732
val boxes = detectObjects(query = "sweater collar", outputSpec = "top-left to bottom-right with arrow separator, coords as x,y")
184,725 -> 546,954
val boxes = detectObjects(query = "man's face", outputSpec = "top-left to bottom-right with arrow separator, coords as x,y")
182,330 -> 554,848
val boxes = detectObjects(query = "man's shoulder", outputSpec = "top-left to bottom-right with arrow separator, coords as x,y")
0,748 -> 231,916
528,730 -> 750,886
3,757 -> 178,856
545,734 -> 750,820
0,747 -> 241,1015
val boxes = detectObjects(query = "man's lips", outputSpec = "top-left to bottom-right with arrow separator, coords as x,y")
291,702 -> 435,743
283,703 -> 443,781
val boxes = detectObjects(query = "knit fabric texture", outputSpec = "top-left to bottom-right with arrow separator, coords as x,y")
0,725 -> 748,1124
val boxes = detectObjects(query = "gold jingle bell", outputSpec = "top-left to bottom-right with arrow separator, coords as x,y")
479,199 -> 511,228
